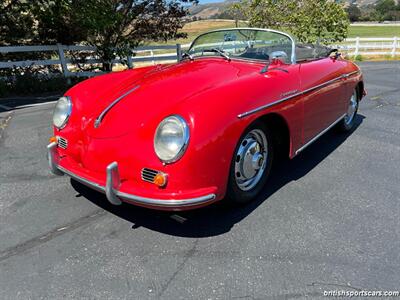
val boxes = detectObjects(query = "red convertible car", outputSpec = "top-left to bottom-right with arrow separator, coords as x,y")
48,28 -> 365,210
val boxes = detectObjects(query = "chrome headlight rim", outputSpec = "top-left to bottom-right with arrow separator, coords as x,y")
53,96 -> 72,129
154,114 -> 190,164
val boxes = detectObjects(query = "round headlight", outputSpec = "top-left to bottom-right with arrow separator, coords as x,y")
53,96 -> 72,129
154,115 -> 190,163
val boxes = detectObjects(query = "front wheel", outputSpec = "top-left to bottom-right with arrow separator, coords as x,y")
226,122 -> 274,205
338,88 -> 359,132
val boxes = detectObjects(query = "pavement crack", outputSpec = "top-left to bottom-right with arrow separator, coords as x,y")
157,239 -> 198,297
368,93 -> 400,110
0,209 -> 106,263
0,111 -> 14,141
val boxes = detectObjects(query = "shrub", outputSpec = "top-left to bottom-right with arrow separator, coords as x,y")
354,54 -> 363,61
0,80 -> 8,97
0,73 -> 87,98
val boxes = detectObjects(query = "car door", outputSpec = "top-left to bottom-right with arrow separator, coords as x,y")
299,57 -> 348,145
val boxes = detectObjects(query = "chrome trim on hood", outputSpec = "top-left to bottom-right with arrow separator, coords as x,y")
94,85 -> 140,128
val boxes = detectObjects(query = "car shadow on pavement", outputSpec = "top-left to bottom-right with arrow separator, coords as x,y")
0,95 -> 60,113
71,115 -> 365,238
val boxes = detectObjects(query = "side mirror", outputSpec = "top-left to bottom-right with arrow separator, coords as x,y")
270,51 -> 288,64
329,49 -> 341,61
260,56 -> 289,74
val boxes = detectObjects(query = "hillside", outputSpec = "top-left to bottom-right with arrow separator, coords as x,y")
354,0 -> 380,5
189,0 -> 381,19
189,0 -> 238,19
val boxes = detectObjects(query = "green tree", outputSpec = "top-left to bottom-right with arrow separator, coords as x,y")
375,0 -> 399,20
0,1 -> 35,46
32,0 -> 90,45
38,0 -> 197,71
376,0 -> 396,15
0,1 -> 41,78
346,4 -> 361,22
1,0 -> 197,71
232,0 -> 350,44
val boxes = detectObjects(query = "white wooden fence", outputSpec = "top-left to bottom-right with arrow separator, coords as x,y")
0,43 -> 183,77
0,37 -> 398,77
334,37 -> 399,57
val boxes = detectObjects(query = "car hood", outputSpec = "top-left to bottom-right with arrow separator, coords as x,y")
76,59 -> 261,139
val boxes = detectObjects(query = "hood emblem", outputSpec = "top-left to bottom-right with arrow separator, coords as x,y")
94,85 -> 140,128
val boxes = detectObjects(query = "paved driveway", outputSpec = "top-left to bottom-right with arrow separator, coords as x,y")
0,61 -> 399,299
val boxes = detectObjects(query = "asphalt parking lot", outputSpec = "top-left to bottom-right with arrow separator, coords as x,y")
0,61 -> 399,299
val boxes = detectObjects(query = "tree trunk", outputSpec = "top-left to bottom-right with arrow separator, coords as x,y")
102,61 -> 113,72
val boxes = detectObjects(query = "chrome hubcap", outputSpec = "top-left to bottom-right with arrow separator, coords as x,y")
234,129 -> 268,191
344,91 -> 358,125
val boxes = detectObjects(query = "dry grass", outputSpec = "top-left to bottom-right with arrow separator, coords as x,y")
182,19 -> 240,33
151,20 -> 247,46
152,20 -> 400,46
347,54 -> 400,62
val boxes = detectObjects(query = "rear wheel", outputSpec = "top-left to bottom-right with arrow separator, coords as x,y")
226,122 -> 274,204
338,88 -> 359,132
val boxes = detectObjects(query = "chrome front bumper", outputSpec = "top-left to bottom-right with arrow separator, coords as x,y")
47,142 -> 216,209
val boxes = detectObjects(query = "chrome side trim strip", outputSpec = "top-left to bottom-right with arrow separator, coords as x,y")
301,75 -> 343,94
346,70 -> 360,77
237,70 -> 360,119
237,90 -> 304,118
94,85 -> 140,128
295,114 -> 346,155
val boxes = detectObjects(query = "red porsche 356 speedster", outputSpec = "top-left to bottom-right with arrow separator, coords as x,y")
48,28 -> 365,210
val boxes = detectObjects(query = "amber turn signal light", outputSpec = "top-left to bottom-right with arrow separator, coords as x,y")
49,136 -> 57,143
153,173 -> 167,187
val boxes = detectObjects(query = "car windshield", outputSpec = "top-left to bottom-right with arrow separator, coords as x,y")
188,29 -> 294,63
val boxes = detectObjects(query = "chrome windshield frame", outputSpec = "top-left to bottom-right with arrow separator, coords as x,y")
188,27 -> 297,65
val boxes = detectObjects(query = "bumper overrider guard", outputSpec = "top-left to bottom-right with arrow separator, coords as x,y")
47,142 -> 216,209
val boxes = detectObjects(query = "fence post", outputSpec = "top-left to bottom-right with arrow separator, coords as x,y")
392,37 -> 398,58
127,51 -> 133,69
354,37 -> 360,57
150,50 -> 155,65
56,43 -> 69,77
176,44 -> 182,62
